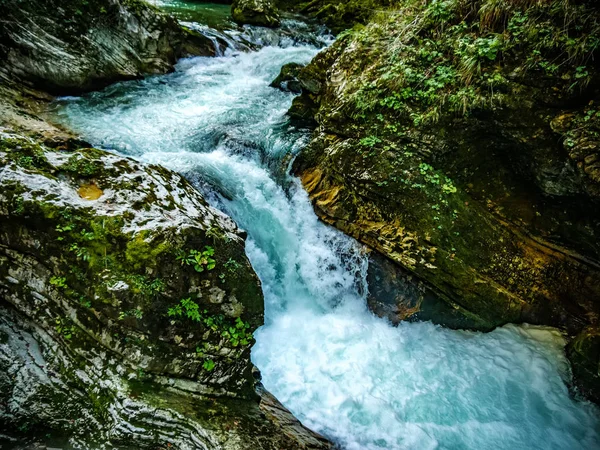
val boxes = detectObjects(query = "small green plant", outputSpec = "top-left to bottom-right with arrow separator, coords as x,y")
168,299 -> 253,348
119,308 -> 144,320
69,243 -> 90,261
177,247 -> 216,273
206,226 -> 229,242
584,109 -> 598,122
224,258 -> 242,274
129,275 -> 165,296
575,66 -> 589,79
49,276 -> 68,289
55,317 -> 76,340
196,342 -> 210,357
16,155 -> 34,167
80,229 -> 95,241
441,182 -> 457,194
203,359 -> 215,372
168,297 -> 202,322
56,224 -> 74,241
78,296 -> 92,308
360,135 -> 382,147
222,317 -> 252,347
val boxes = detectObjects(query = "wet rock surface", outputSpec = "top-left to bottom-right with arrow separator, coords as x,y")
270,62 -> 305,94
0,0 -> 216,94
0,131 -> 332,449
0,0 -> 333,447
232,0 -> 281,28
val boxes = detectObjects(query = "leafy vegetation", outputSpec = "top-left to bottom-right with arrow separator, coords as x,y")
176,247 -> 216,272
55,317 -> 77,340
344,0 -> 599,128
296,0 -> 600,240
1,136 -> 51,171
202,359 -> 215,372
49,276 -> 68,289
168,298 -> 253,348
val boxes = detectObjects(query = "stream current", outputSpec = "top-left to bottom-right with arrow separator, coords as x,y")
51,4 -> 600,449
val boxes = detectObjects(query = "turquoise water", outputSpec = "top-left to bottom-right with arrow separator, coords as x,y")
50,10 -> 600,450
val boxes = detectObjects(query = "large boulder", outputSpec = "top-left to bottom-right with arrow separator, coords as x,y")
232,0 -> 281,28
290,0 -> 600,398
0,0 -> 216,94
0,131 -> 332,449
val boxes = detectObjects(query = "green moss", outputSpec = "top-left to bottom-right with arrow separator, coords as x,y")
61,152 -> 106,178
2,181 -> 27,216
125,231 -> 172,271
0,131 -> 266,416
168,297 -> 253,348
283,0 -> 394,33
292,0 -> 600,338
0,136 -> 52,172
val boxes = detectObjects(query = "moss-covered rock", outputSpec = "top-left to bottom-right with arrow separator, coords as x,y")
0,0 -> 217,95
291,0 -> 600,399
568,327 -> 600,403
0,131 -> 331,449
232,0 -> 281,27
270,62 -> 305,94
277,0 -> 392,33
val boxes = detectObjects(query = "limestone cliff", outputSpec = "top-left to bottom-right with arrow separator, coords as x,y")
0,0 -> 216,94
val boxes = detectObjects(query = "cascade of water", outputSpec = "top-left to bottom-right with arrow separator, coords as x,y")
51,6 -> 600,449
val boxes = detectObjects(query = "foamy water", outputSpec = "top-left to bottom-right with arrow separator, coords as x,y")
51,10 -> 600,449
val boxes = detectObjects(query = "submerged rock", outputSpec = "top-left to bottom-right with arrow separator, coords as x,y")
270,62 -> 304,94
232,0 -> 281,28
0,0 -> 216,94
0,131 -> 331,448
291,0 -> 600,399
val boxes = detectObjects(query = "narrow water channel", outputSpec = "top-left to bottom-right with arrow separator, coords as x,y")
50,4 -> 600,449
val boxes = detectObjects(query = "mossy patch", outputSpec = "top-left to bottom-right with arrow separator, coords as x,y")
1,136 -> 52,173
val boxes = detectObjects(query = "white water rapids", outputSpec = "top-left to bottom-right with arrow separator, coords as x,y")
51,11 -> 600,450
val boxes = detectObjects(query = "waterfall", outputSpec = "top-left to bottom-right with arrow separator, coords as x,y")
50,7 -> 600,449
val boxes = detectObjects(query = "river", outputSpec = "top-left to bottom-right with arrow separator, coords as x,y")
50,3 -> 600,449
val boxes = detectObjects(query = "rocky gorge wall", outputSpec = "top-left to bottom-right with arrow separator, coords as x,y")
282,0 -> 600,401
0,132 -> 331,449
0,0 -> 332,447
0,0 -> 217,94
